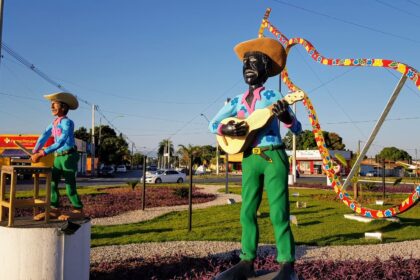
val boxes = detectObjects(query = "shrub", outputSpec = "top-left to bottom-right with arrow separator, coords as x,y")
126,180 -> 139,191
173,187 -> 189,198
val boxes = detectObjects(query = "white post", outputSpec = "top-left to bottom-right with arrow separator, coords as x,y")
168,141 -> 171,169
216,144 -> 219,175
91,104 -> 96,177
292,103 -> 297,184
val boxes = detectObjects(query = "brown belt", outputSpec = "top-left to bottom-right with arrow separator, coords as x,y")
55,147 -> 77,157
250,144 -> 285,162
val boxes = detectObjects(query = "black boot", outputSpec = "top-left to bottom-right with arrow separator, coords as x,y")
271,262 -> 298,280
214,260 -> 255,280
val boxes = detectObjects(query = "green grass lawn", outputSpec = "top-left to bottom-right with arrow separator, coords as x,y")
91,187 -> 419,247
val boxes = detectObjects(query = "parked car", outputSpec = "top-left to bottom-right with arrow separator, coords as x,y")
141,169 -> 186,184
99,166 -> 115,177
195,165 -> 207,175
366,170 -> 380,177
116,165 -> 127,173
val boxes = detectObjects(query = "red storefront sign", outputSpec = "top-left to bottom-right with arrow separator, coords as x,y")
0,135 -> 54,149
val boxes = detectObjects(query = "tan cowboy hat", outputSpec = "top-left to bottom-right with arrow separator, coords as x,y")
234,37 -> 287,77
43,92 -> 79,110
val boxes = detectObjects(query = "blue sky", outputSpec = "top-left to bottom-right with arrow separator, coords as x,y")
1,0 -> 420,158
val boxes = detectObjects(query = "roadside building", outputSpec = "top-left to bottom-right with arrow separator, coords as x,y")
0,134 -> 88,175
217,149 -> 352,176
286,150 -> 352,176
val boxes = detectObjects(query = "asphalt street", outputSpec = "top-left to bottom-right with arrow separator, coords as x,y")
13,169 -> 326,191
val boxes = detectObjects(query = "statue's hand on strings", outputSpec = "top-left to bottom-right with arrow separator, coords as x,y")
273,100 -> 293,125
221,120 -> 248,136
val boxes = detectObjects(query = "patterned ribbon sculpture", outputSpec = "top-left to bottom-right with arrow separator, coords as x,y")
258,8 -> 419,218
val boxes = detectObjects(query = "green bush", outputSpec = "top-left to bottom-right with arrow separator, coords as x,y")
126,180 -> 139,191
173,187 -> 189,198
362,182 -> 379,192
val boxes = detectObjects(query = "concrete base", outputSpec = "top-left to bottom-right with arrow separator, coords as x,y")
0,218 -> 91,280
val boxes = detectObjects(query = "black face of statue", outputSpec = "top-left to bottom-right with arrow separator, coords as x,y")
242,51 -> 270,87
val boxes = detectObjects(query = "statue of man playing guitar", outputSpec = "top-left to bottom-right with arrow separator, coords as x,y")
209,37 -> 302,280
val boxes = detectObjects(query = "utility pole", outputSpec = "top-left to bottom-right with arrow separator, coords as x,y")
131,142 -> 134,169
167,140 -> 171,169
0,0 -> 5,65
415,148 -> 418,179
216,144 -> 219,175
382,159 -> 386,200
224,98 -> 231,194
354,140 -> 361,198
292,103 -> 297,184
91,104 -> 96,177
200,113 -> 219,175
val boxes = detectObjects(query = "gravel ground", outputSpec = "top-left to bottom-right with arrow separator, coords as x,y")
91,240 -> 420,264
91,185 -> 241,226
90,185 -> 419,264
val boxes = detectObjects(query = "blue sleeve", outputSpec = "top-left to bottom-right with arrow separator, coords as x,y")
208,96 -> 240,135
289,118 -> 302,135
33,123 -> 52,152
44,119 -> 73,154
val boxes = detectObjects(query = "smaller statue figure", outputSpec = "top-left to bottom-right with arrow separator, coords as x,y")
32,92 -> 85,221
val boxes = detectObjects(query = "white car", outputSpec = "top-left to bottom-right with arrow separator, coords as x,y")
142,169 -> 186,184
116,165 -> 127,172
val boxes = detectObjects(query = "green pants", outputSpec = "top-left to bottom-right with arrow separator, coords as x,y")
51,152 -> 83,209
240,148 -> 295,263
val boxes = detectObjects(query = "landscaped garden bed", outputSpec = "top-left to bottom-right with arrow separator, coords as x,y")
14,185 -> 216,218
90,254 -> 419,280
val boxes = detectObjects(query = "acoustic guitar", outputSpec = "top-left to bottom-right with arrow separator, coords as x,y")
216,90 -> 305,154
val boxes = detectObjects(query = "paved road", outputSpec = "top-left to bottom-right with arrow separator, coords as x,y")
14,170 -> 326,191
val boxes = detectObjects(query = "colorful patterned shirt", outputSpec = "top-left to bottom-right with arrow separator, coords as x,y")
33,116 -> 76,155
208,87 -> 302,148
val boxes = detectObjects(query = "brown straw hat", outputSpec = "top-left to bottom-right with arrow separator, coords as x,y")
44,92 -> 79,110
234,37 -> 287,77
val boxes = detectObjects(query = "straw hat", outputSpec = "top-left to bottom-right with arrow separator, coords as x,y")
44,92 -> 79,110
234,37 -> 287,77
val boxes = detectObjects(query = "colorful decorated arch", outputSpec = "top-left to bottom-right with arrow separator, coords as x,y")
258,8 -> 419,218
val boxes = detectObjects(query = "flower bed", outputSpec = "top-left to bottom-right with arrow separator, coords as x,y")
15,186 -> 216,218
90,254 -> 419,280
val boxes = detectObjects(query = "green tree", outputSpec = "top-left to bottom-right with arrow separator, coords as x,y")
283,130 -> 345,150
158,139 -> 174,157
74,127 -> 90,142
200,145 -> 216,165
132,152 -> 145,167
75,125 -> 129,165
376,147 -> 412,162
100,136 -> 129,164
177,144 -> 201,167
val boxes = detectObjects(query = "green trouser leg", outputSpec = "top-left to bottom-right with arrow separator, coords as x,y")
50,153 -> 83,209
240,149 -> 295,263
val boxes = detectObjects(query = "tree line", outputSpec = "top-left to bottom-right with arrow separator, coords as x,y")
74,126 -> 413,168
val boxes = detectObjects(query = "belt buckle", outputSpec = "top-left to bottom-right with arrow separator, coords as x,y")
252,147 -> 261,155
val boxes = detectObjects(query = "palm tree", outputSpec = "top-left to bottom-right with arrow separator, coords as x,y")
158,139 -> 174,168
178,144 -> 201,168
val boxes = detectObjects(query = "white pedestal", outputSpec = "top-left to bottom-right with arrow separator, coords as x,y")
288,174 -> 294,185
0,220 -> 91,280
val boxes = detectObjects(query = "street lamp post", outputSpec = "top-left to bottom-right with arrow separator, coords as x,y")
200,113 -> 219,175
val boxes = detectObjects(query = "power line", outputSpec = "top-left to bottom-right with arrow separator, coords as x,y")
270,0 -> 420,44
295,48 -> 367,138
1,43 -> 137,147
375,0 -> 420,19
405,0 -> 420,8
